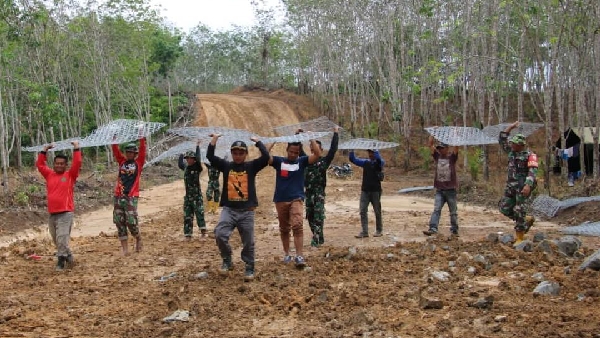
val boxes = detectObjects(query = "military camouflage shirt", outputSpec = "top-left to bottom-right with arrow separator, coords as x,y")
499,132 -> 538,187
178,146 -> 203,196
305,132 -> 339,193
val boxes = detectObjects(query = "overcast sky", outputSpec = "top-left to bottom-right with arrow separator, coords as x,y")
150,0 -> 283,32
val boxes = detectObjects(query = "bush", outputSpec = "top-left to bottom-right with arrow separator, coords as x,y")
418,146 -> 432,171
467,148 -> 482,181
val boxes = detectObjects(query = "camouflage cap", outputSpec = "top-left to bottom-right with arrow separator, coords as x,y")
124,143 -> 139,153
183,151 -> 197,159
509,134 -> 527,145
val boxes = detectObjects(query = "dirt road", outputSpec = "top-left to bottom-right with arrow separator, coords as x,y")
1,92 -> 598,338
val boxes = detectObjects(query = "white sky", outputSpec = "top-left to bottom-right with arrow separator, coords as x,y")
151,0 -> 283,32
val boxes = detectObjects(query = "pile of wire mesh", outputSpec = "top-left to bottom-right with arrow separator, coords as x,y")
425,123 -> 544,147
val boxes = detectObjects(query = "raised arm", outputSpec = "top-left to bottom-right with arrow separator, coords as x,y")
137,137 -> 147,168
428,135 -> 437,154
178,154 -> 185,170
36,144 -> 54,178
307,139 -> 322,164
349,151 -> 367,167
196,143 -> 203,172
373,149 -> 384,169
324,128 -> 339,165
499,121 -> 519,153
207,133 -> 226,171
251,136 -> 270,168
69,141 -> 82,179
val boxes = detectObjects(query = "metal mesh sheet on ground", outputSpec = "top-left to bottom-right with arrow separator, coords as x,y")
83,119 -> 166,147
261,131 -> 332,145
273,116 -> 340,136
531,195 -> 600,218
425,127 -> 497,146
561,221 -> 600,237
481,123 -> 544,140
145,141 -> 229,167
531,195 -> 561,218
22,137 -> 84,152
167,127 -> 253,141
398,186 -> 434,193
338,138 -> 399,150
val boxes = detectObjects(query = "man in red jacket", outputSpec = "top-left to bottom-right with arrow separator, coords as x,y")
112,137 -> 146,256
36,141 -> 82,271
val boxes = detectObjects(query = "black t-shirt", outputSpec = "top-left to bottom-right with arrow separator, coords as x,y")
206,142 -> 270,209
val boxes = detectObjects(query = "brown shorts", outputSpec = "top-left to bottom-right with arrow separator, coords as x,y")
275,199 -> 304,233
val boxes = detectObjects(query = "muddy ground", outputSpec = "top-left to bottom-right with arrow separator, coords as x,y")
1,90 -> 600,337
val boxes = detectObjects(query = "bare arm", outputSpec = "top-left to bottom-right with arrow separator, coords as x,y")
307,139 -> 321,164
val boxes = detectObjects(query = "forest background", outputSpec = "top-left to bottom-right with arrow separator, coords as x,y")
1,0 -> 600,197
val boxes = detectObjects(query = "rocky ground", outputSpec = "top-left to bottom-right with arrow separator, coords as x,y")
1,90 -> 600,337
1,168 -> 600,338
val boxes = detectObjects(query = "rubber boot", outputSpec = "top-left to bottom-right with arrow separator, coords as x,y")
513,231 -> 525,246
524,216 -> 535,233
213,201 -> 219,213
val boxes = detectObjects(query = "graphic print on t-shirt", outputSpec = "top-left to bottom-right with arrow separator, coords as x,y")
228,170 -> 249,201
280,162 -> 300,178
118,161 -> 138,196
436,158 -> 451,182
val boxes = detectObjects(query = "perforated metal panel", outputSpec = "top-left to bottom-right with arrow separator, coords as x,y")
23,119 -> 166,152
338,138 -> 400,150
561,221 -> 600,237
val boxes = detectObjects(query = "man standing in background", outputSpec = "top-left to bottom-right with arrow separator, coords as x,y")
350,148 -> 385,238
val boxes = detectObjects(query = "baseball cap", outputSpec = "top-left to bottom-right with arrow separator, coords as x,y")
230,140 -> 248,151
436,143 -> 449,149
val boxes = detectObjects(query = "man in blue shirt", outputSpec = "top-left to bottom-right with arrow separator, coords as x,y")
349,149 -> 385,238
269,140 -> 321,268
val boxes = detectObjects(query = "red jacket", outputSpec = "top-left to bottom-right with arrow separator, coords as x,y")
36,150 -> 82,214
112,138 -> 146,197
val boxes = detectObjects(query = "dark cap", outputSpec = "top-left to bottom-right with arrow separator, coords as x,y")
230,140 -> 248,151
436,143 -> 449,150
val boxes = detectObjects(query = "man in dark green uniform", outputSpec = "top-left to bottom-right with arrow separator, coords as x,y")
178,141 -> 206,239
498,121 -> 537,245
304,126 -> 339,247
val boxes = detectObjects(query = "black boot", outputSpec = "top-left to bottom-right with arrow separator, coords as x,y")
65,254 -> 75,269
56,256 -> 66,271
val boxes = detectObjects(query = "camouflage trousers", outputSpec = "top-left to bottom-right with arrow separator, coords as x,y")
206,181 -> 220,202
498,184 -> 531,231
184,194 -> 206,236
113,196 -> 139,241
305,190 -> 326,245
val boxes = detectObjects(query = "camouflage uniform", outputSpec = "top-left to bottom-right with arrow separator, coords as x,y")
114,197 -> 139,239
304,132 -> 339,246
498,133 -> 538,232
206,165 -> 220,203
179,148 -> 206,237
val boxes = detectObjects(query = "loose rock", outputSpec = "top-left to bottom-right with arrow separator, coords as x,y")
533,281 -> 561,296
